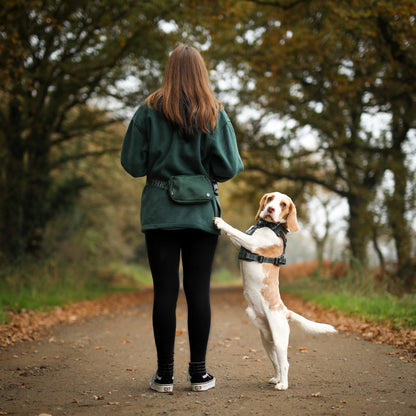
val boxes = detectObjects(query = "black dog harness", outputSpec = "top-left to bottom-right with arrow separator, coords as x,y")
238,219 -> 288,266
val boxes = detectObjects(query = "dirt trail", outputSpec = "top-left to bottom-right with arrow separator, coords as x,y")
0,287 -> 415,416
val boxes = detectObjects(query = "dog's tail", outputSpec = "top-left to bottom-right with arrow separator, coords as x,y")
288,311 -> 337,334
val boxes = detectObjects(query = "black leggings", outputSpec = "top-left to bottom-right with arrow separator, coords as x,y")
145,229 -> 218,365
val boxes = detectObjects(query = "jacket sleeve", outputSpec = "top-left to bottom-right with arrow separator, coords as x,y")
208,113 -> 244,182
120,107 -> 148,178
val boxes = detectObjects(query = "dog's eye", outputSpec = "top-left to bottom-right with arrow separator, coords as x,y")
267,196 -> 273,202
280,202 -> 287,208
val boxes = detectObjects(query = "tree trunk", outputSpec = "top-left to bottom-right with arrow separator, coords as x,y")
346,192 -> 372,269
1,101 -> 26,260
387,101 -> 415,289
0,106 -> 52,259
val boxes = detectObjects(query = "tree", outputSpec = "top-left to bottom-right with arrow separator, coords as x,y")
179,0 -> 416,287
307,193 -> 338,276
0,0 -> 175,259
376,3 -> 416,287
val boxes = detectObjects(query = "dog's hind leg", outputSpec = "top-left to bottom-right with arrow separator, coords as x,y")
269,318 -> 290,390
246,307 -> 281,385
274,344 -> 289,390
259,330 -> 281,385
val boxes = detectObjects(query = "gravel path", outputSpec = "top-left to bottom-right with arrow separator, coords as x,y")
0,287 -> 415,416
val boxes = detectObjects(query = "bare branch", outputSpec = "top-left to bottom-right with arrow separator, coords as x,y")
246,0 -> 307,9
244,163 -> 349,198
50,118 -> 123,147
51,147 -> 119,169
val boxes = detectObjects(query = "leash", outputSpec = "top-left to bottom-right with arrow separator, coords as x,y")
238,219 -> 288,266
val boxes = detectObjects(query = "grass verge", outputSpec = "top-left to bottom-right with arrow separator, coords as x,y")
0,263 -> 242,323
0,260 -> 150,323
282,276 -> 416,330
4,259 -> 414,332
212,268 -> 242,286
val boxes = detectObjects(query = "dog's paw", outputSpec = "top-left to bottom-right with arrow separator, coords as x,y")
268,377 -> 279,385
275,382 -> 288,391
213,217 -> 226,230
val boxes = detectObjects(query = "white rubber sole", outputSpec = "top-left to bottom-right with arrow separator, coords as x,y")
191,377 -> 216,391
150,382 -> 173,393
149,371 -> 173,393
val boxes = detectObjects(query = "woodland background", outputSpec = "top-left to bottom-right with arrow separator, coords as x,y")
0,0 -> 415,319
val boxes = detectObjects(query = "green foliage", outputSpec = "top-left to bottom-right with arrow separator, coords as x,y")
178,0 -> 416,287
0,0 -> 175,259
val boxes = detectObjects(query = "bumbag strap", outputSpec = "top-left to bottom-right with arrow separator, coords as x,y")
147,178 -> 169,190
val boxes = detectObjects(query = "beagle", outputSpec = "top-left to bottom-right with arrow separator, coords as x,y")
214,192 -> 336,391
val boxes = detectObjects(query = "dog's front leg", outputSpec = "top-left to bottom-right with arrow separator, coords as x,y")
214,217 -> 264,253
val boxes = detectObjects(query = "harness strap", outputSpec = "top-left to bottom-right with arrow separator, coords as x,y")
240,250 -> 287,266
238,220 -> 288,266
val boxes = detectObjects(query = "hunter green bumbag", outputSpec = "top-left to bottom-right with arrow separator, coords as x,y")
169,175 -> 214,204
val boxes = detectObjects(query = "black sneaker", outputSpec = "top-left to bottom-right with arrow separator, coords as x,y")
149,371 -> 174,393
187,372 -> 216,391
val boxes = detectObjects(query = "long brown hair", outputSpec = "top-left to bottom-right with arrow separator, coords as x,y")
145,44 -> 223,140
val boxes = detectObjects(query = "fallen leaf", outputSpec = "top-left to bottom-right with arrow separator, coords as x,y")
95,346 -> 105,350
311,392 -> 321,397
298,347 -> 308,352
94,395 -> 104,400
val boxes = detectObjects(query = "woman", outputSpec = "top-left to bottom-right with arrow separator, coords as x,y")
121,44 -> 243,393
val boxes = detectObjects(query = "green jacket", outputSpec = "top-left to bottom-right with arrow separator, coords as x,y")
121,104 -> 244,234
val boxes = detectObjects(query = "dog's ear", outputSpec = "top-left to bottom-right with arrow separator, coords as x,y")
286,200 -> 299,232
255,193 -> 269,220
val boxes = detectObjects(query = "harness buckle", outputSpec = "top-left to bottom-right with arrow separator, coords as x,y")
258,256 -> 264,263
